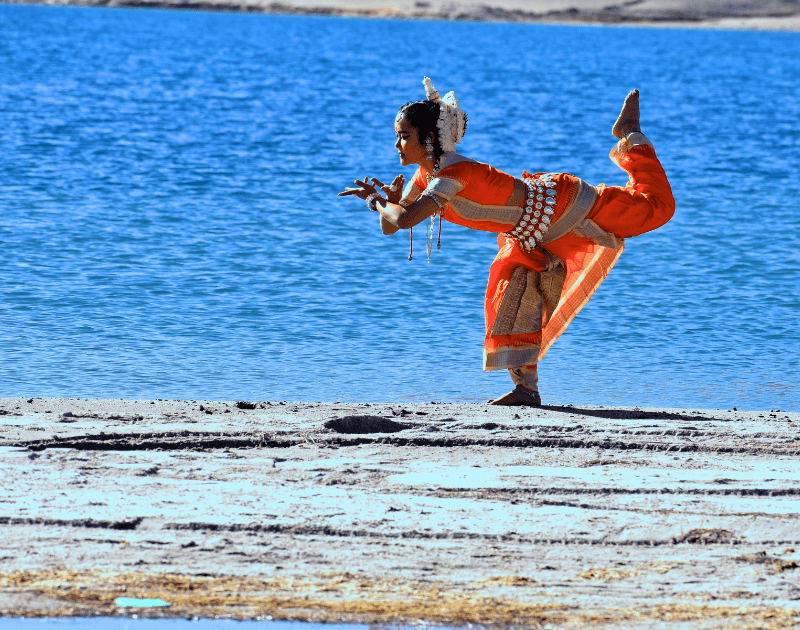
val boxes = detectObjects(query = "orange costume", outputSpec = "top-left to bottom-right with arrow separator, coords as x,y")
401,132 -> 675,389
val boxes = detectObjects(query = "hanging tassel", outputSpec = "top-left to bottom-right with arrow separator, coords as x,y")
408,226 -> 413,261
437,213 -> 442,250
426,214 -> 434,264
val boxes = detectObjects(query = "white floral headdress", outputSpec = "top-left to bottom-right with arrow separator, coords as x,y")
423,76 -> 466,154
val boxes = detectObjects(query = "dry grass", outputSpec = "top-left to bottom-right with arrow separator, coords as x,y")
475,575 -> 538,586
580,567 -> 638,580
639,561 -> 683,574
0,570 -> 566,625
733,552 -> 800,572
2,570 -> 800,628
673,528 -> 733,544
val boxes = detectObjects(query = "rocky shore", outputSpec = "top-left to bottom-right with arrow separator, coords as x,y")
2,0 -> 800,29
1,396 -> 799,627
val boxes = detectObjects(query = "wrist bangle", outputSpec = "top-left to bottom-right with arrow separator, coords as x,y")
365,193 -> 382,211
421,190 -> 445,214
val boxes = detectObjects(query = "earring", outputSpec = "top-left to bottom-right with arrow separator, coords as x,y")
424,138 -> 434,159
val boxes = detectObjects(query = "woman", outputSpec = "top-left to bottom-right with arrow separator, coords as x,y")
339,78 -> 675,406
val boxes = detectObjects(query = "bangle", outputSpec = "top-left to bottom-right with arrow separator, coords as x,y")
421,190 -> 445,214
365,193 -> 382,211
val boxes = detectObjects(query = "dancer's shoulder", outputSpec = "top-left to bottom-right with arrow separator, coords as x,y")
438,152 -> 478,172
414,154 -> 478,188
436,154 -> 485,185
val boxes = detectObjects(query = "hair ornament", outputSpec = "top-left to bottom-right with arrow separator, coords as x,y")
422,76 -> 467,154
423,77 -> 440,102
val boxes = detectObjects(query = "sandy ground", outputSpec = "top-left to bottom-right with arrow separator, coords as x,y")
2,0 -> 800,29
1,396 -> 800,627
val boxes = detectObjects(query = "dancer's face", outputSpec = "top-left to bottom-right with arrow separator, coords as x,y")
395,115 -> 430,168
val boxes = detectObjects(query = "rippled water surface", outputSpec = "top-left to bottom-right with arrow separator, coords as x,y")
1,5 -> 798,409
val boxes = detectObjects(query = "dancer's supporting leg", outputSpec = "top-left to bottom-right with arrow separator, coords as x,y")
488,365 -> 541,406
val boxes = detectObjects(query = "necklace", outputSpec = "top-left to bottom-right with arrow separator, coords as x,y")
426,157 -> 441,184
425,158 -> 441,263
409,157 -> 442,263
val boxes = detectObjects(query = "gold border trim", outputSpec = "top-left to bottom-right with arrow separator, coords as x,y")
538,179 -> 597,244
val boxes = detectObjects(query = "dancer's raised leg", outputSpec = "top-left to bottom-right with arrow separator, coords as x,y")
590,90 -> 675,238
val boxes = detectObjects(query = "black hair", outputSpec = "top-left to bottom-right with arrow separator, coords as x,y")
396,100 -> 443,157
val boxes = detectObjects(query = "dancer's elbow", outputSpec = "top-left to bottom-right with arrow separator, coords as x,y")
380,215 -> 401,235
395,214 -> 415,230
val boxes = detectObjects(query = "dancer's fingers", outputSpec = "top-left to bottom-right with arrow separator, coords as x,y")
352,179 -> 378,196
338,187 -> 370,199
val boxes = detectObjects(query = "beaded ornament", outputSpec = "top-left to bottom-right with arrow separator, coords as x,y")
408,77 -> 466,263
505,175 -> 557,252
409,157 -> 443,263
364,192 -> 381,211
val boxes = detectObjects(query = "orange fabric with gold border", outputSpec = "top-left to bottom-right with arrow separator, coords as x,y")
413,140 -> 675,370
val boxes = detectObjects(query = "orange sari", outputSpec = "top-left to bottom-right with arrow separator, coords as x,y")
411,134 -> 675,372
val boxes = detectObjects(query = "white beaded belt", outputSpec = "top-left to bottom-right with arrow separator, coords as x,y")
505,175 -> 557,252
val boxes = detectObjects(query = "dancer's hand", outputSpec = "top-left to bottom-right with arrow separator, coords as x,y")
370,174 -> 405,204
338,176 -> 382,202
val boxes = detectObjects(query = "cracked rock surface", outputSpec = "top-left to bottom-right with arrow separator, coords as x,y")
1,397 -> 799,627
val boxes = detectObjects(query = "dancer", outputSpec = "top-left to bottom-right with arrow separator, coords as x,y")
339,78 -> 674,406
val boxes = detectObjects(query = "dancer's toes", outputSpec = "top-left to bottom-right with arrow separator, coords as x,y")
612,89 -> 641,139
488,387 -> 542,407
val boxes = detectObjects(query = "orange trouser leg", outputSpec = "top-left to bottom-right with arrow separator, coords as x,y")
588,141 -> 675,238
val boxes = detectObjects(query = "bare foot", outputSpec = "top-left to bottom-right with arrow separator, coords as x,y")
612,89 -> 641,139
487,387 -> 542,407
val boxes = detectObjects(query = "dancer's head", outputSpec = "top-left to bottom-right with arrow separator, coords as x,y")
395,101 -> 442,167
394,77 -> 468,168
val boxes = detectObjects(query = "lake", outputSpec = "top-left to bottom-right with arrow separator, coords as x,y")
1,4 -> 798,410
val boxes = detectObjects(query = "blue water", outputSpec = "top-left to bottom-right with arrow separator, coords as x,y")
1,5 -> 798,410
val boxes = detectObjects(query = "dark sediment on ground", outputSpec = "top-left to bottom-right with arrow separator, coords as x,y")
1,396 -> 799,627
3,0 -> 800,29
